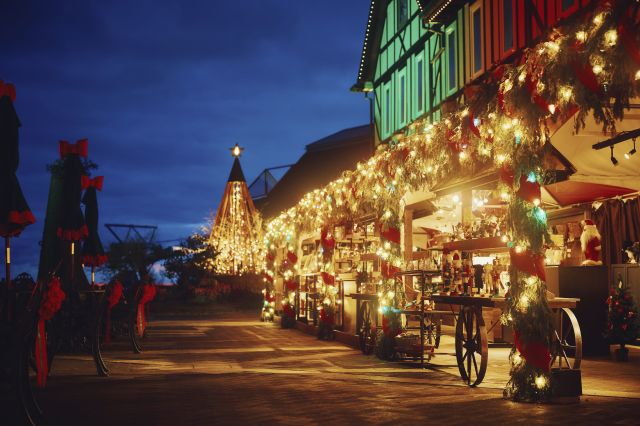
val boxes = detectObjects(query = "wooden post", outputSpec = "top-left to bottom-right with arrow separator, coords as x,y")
404,208 -> 414,288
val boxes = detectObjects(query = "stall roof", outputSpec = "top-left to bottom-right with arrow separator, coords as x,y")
258,125 -> 373,219
543,181 -> 636,206
550,104 -> 640,191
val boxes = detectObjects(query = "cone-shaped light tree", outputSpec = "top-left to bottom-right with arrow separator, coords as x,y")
209,144 -> 263,275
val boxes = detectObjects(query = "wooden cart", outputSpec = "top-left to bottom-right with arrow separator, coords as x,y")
430,294 -> 582,387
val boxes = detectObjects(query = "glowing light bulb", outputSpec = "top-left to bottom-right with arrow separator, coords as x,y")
576,31 -> 587,42
560,86 -> 573,101
548,104 -> 556,115
604,29 -> 618,46
593,13 -> 603,26
533,198 -> 540,206
535,375 -> 548,389
592,64 -> 603,75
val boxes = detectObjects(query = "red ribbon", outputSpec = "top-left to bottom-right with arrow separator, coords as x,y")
81,175 -> 104,191
59,138 -> 89,158
379,224 -> 401,245
286,251 -> 298,265
382,315 -> 400,338
0,81 -> 16,102
320,308 -> 335,326
282,302 -> 295,318
509,248 -> 546,281
619,14 -> 640,66
82,254 -> 108,267
321,272 -> 335,285
36,277 -> 66,388
514,331 -> 550,372
525,75 -> 550,112
104,281 -> 124,346
136,284 -> 157,337
571,60 -> 602,95
321,228 -> 335,251
57,224 -> 89,241
381,261 -> 401,279
468,112 -> 481,138
0,210 -> 36,237
285,280 -> 298,291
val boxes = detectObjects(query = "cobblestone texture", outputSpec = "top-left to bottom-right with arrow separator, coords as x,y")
11,313 -> 640,425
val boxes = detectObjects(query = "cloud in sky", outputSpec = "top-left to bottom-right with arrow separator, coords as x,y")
1,1 -> 371,276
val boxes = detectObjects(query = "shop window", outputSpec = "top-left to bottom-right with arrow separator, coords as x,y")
416,57 -> 424,113
397,0 -> 409,29
500,0 -> 516,58
470,1 -> 484,77
398,70 -> 407,126
384,83 -> 392,136
445,24 -> 457,95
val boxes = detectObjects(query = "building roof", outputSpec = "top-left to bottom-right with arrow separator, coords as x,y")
352,0 -> 464,91
259,124 -> 373,219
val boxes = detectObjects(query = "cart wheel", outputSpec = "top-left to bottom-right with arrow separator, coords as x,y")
550,307 -> 582,370
358,302 -> 376,355
425,312 -> 442,349
455,306 -> 488,387
92,297 -> 109,377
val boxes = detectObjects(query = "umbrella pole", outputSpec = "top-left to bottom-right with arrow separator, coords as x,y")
70,241 -> 75,290
4,237 -> 10,322
91,265 -> 95,287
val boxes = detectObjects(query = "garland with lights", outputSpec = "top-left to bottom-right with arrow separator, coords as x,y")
264,1 -> 639,401
315,228 -> 339,339
280,250 -> 298,329
261,249 -> 277,322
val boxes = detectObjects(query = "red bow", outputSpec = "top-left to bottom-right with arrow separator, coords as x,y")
59,139 -> 89,158
81,175 -> 104,191
0,81 -> 16,102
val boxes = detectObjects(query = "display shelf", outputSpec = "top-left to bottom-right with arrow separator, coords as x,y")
442,236 -> 508,253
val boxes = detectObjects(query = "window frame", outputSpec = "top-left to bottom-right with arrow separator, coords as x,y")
470,1 -> 484,79
396,0 -> 409,30
415,55 -> 425,115
397,68 -> 407,127
444,23 -> 458,96
384,82 -> 392,137
499,0 -> 517,59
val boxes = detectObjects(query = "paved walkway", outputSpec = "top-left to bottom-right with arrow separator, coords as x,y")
27,314 -> 640,425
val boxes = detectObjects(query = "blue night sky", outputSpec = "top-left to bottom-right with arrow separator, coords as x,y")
1,1 -> 370,275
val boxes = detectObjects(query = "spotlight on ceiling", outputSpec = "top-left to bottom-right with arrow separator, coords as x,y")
624,138 -> 637,159
611,146 -> 619,165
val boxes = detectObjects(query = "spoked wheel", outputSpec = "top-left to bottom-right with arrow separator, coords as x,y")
550,307 -> 582,370
358,302 -> 376,355
92,297 -> 109,377
425,312 -> 442,349
16,324 -> 42,425
129,303 -> 143,354
455,306 -> 488,387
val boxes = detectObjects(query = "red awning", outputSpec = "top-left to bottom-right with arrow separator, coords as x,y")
543,181 -> 636,206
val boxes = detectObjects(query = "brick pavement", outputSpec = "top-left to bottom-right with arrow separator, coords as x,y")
8,313 -> 640,425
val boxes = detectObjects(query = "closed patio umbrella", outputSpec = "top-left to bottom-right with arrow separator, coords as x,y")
0,81 -> 35,318
81,175 -> 107,285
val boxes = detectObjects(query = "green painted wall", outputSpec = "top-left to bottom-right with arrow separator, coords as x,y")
373,1 -> 467,142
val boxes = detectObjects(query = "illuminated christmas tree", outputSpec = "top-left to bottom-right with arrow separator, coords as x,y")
209,144 -> 263,275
